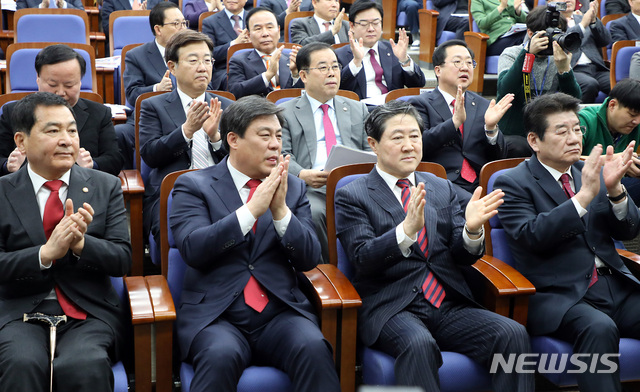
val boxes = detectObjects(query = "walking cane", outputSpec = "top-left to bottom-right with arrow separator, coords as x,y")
23,312 -> 67,392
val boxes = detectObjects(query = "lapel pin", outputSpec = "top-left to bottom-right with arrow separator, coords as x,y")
387,53 -> 391,56
343,107 -> 348,111
82,187 -> 89,193
472,102 -> 475,106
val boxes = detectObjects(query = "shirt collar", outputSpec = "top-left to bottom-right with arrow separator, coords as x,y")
27,164 -> 71,195
538,159 -> 572,183
375,165 -> 416,190
227,158 -> 261,194
306,94 -> 334,113
177,88 -> 206,111
224,8 -> 242,21
154,39 -> 166,63
437,87 -> 458,107
314,14 -> 332,26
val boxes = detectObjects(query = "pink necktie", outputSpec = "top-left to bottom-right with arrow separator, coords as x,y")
323,21 -> 331,32
231,15 -> 242,36
397,179 -> 446,308
452,99 -> 476,183
368,49 -> 388,94
321,104 -> 336,157
560,174 -> 598,287
43,181 -> 87,320
243,179 -> 269,312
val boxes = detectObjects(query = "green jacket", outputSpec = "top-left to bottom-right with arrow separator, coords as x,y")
497,47 -> 582,137
471,0 -> 527,45
579,98 -> 640,154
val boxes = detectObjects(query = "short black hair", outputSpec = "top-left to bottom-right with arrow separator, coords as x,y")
245,6 -> 278,31
220,96 -> 285,151
164,30 -> 213,63
296,42 -> 335,71
365,100 -> 423,142
524,92 -> 581,141
35,44 -> 86,78
609,78 -> 640,113
348,0 -> 383,23
432,39 -> 474,67
149,2 -> 180,36
526,5 -> 567,32
11,92 -> 74,136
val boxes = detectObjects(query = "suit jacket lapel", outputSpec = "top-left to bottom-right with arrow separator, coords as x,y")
67,166 -> 94,211
367,169 -> 406,227
463,92 -> 478,149
218,12 -> 238,40
529,155 -> 570,206
337,23 -> 349,43
163,90 -> 186,130
72,99 -> 89,135
631,14 -> 640,37
294,96 -> 318,163
334,96 -> 353,147
147,42 -> 168,80
307,17 -> 321,35
209,157 -> 243,215
6,168 -> 46,245
417,172 -> 437,257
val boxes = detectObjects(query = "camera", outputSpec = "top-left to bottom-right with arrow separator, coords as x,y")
538,2 -> 580,56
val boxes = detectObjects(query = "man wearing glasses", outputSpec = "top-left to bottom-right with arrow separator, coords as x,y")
409,40 -> 512,208
118,2 -> 188,169
579,78 -> 640,204
280,42 -> 370,263
334,0 -> 426,102
496,92 -> 640,392
139,30 -> 234,253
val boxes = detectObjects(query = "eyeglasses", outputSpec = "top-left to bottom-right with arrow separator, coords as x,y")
180,58 -> 214,67
553,125 -> 585,138
163,20 -> 189,28
353,19 -> 382,28
305,64 -> 342,74
443,59 -> 477,69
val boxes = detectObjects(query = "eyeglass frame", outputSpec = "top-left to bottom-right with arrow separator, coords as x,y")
178,57 -> 215,67
440,59 -> 477,69
303,63 -> 343,75
352,18 -> 382,28
162,20 -> 190,28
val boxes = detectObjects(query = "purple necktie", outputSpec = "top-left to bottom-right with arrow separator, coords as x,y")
368,48 -> 388,94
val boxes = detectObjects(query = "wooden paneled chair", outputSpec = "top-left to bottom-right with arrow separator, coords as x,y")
109,10 -> 153,57
145,169 -> 362,392
609,40 -> 640,89
284,10 -> 314,43
326,162 -> 535,391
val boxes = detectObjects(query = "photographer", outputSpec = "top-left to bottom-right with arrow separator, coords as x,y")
496,5 -> 581,157
562,0 -> 611,103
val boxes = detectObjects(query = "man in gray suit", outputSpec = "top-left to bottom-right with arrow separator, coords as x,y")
562,0 -> 611,103
610,0 -> 640,41
289,0 -> 349,45
281,42 -> 369,263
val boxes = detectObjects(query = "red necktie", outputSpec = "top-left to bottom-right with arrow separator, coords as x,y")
452,99 -> 477,183
560,174 -> 598,287
243,179 -> 269,312
321,104 -> 337,157
368,49 -> 388,94
397,179 -> 446,308
43,181 -> 87,320
231,15 -> 242,36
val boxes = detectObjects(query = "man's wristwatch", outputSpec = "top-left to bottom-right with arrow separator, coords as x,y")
485,125 -> 499,137
607,184 -> 627,202
400,57 -> 411,66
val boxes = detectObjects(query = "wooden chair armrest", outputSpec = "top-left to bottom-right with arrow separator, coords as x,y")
617,248 -> 640,276
144,275 -> 176,392
124,276 -> 154,392
119,169 -> 145,195
315,264 -> 362,308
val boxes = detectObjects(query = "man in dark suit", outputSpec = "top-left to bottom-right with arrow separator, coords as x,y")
335,100 -> 533,392
281,42 -> 370,262
0,44 -> 123,176
606,0 -> 631,15
431,0 -> 469,41
495,93 -> 640,392
562,0 -> 611,103
169,95 -> 341,392
228,7 -> 303,99
261,0 -> 313,30
289,0 -> 349,45
410,40 -> 511,208
610,0 -> 640,41
335,0 -> 426,101
0,92 -> 131,392
201,0 -> 251,90
17,0 -> 83,9
117,1 -> 187,169
139,30 -> 233,247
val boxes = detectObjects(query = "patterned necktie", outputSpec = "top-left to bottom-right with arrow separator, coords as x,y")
42,181 -> 87,320
243,179 -> 269,312
188,101 -> 211,169
368,48 -> 388,94
321,104 -> 337,157
561,173 -> 598,287
452,99 -> 476,183
397,179 -> 446,308
261,55 -> 279,89
323,21 -> 331,32
231,15 -> 242,35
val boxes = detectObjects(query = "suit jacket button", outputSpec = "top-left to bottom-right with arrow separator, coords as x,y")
233,292 -> 239,297
248,264 -> 254,270
455,169 -> 460,174
586,274 -> 591,279
412,287 -> 418,293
